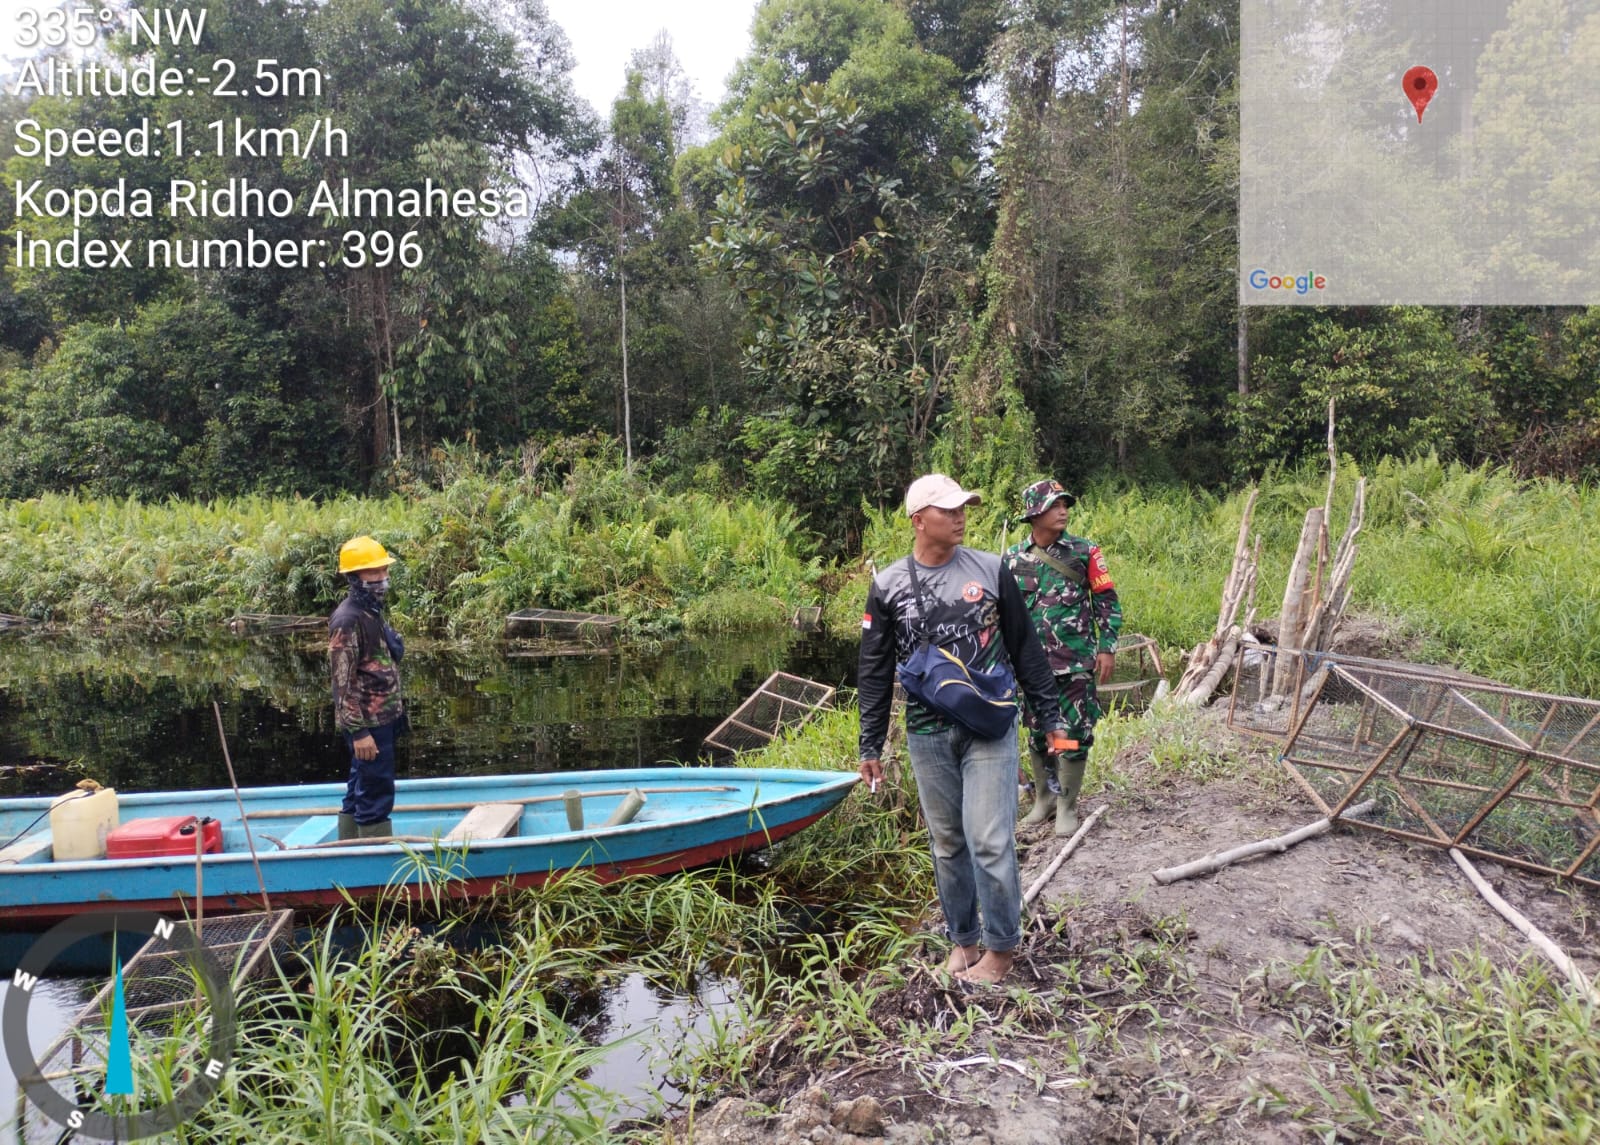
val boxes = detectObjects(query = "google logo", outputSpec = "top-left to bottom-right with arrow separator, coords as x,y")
1248,269 -> 1327,294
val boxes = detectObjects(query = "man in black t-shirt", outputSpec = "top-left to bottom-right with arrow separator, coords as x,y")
857,475 -> 1069,985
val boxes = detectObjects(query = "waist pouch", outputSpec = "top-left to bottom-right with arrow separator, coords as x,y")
897,640 -> 1018,740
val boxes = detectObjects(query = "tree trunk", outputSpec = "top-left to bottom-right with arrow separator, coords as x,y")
618,158 -> 633,471
1237,308 -> 1249,395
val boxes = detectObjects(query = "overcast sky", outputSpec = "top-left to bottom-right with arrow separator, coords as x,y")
544,0 -> 758,115
0,0 -> 761,112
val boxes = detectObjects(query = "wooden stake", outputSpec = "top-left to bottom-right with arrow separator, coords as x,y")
1150,799 -> 1376,885
1179,627 -> 1241,707
1272,508 -> 1324,697
1450,848 -> 1599,1002
1023,805 -> 1109,905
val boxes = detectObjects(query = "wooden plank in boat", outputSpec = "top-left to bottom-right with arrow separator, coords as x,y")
444,803 -> 522,842
280,815 -> 339,849
0,831 -> 54,866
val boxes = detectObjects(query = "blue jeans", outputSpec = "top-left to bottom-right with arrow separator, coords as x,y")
905,719 -> 1023,952
340,720 -> 398,824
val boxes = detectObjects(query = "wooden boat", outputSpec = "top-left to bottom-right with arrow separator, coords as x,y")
0,767 -> 858,927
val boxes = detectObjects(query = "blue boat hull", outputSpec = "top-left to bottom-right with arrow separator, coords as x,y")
0,768 -> 858,926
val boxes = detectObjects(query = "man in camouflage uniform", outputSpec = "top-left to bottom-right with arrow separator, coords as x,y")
1004,479 -> 1123,835
330,535 -> 407,840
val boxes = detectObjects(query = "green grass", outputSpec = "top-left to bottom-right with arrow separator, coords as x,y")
845,455 -> 1600,698
1252,941 -> 1600,1143
0,455 -> 824,636
82,905 -> 620,1144
7,455 -> 1593,699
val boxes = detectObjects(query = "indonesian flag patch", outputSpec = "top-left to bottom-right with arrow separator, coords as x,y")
861,612 -> 873,629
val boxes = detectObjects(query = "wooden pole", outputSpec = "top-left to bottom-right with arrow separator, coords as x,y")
215,702 -> 272,912
1024,805 -> 1109,905
1150,799 -> 1376,885
243,784 -> 739,820
1179,627 -> 1241,707
1450,848 -> 1599,1002
1271,508 -> 1324,697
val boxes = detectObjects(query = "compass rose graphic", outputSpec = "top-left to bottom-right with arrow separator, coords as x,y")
4,912 -> 236,1140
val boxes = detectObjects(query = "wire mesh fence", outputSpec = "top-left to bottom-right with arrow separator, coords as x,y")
1268,658 -> 1600,888
703,672 -> 836,755
1101,633 -> 1166,714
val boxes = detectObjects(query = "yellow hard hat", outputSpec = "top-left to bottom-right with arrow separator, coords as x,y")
339,535 -> 395,574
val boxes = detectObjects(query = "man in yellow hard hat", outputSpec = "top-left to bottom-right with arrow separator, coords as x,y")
330,536 -> 407,840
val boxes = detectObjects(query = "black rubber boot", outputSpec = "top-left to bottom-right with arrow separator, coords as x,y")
337,813 -> 358,841
356,819 -> 393,839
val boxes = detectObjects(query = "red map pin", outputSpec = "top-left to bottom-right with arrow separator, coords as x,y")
1404,66 -> 1438,122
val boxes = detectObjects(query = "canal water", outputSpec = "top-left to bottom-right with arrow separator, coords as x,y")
0,628 -> 860,1130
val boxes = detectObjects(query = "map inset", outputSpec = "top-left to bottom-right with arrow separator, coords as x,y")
1241,0 -> 1600,305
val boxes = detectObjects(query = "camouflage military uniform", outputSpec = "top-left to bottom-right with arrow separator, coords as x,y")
329,594 -> 405,735
329,584 -> 405,825
1003,493 -> 1123,754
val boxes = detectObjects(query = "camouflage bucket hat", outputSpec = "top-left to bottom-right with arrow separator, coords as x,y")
1020,478 -> 1076,519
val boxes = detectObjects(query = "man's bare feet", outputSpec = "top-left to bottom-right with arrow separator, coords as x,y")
944,944 -> 981,974
954,950 -> 1014,985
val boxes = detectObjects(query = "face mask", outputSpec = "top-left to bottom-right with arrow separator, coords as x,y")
366,577 -> 390,600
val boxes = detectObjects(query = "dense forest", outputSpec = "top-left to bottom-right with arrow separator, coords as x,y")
3,0 -> 1598,549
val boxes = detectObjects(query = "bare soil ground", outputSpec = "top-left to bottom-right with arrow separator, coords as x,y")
659,712 -> 1599,1144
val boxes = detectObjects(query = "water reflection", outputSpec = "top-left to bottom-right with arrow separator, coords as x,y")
561,971 -> 741,1121
0,629 -> 860,1129
0,631 -> 858,797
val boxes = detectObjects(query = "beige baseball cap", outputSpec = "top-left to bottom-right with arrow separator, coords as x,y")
904,473 -> 982,517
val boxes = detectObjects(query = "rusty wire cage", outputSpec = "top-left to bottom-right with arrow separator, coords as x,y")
1225,640 -> 1304,739
1226,644 -> 1497,740
1100,633 -> 1166,714
15,911 -> 293,1141
703,672 -> 836,756
1271,658 -> 1600,888
503,608 -> 622,642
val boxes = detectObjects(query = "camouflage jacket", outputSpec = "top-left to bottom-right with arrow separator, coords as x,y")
329,593 -> 405,735
1003,532 -> 1123,676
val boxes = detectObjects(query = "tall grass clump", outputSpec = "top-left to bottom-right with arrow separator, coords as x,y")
0,448 -> 824,636
1258,943 -> 1599,1143
106,911 -> 618,1144
1355,455 -> 1600,696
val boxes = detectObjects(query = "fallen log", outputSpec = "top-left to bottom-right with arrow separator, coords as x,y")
1450,848 -> 1599,1003
1150,799 -> 1376,885
1178,625 -> 1240,707
1023,805 -> 1109,905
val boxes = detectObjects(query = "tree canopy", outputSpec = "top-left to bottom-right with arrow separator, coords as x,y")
2,0 -> 1596,548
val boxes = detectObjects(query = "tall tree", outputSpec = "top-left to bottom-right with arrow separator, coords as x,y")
545,39 -> 744,464
695,0 -> 983,538
966,0 -> 1237,480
